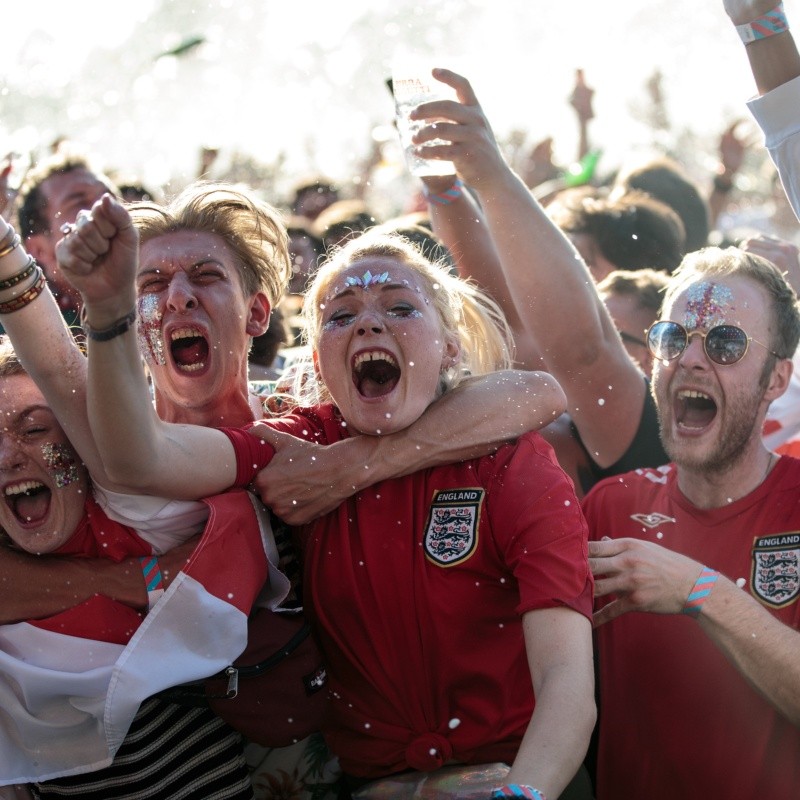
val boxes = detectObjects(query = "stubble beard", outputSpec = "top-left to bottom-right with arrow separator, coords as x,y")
657,374 -> 769,478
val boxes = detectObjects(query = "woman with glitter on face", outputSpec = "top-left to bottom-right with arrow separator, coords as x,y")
61,192 -> 596,800
0,343 -> 276,800
0,210 -> 289,798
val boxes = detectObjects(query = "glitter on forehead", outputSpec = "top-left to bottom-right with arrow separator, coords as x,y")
683,282 -> 735,330
343,270 -> 391,288
41,443 -> 79,489
137,294 -> 166,366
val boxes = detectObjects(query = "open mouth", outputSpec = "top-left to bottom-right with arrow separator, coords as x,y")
675,389 -> 717,431
352,350 -> 401,399
171,327 -> 209,373
5,481 -> 51,525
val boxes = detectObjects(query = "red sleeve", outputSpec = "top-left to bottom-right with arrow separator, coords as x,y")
486,431 -> 594,621
218,426 -> 276,487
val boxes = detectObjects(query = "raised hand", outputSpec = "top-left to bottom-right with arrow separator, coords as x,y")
723,0 -> 778,25
569,68 -> 595,124
739,233 -> 800,294
55,193 -> 139,319
719,119 -> 759,177
409,68 -> 511,192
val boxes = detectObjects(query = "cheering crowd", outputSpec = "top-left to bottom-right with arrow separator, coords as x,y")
1,1 -> 800,799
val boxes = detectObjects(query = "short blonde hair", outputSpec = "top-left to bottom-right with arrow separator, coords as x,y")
129,182 -> 291,308
297,231 -> 514,405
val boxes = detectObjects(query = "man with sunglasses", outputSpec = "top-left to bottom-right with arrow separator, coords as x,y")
585,246 -> 800,799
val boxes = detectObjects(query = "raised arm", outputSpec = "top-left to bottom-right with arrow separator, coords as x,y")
412,69 -> 646,468
56,195 -> 240,499
253,368 -> 566,523
726,0 -> 800,219
418,176 -> 544,369
0,213 -> 106,479
725,0 -> 800,94
589,536 -> 800,726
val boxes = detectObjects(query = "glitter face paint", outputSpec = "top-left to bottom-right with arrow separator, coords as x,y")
682,282 -> 735,330
343,270 -> 391,288
41,442 -> 79,488
137,294 -> 166,365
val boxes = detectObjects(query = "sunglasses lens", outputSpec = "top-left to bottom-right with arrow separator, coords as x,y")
706,325 -> 749,364
648,322 -> 686,361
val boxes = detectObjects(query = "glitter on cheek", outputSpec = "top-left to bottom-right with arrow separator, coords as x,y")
682,282 -> 735,330
137,295 -> 166,366
41,443 -> 79,489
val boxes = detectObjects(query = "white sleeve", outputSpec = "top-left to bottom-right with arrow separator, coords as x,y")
92,484 -> 208,555
748,76 -> 800,222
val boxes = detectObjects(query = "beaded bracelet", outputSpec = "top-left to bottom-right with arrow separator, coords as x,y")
490,785 -> 547,800
424,178 -> 465,206
0,269 -> 46,314
0,230 -> 21,259
682,566 -> 719,617
139,555 -> 165,611
81,308 -> 137,342
0,256 -> 37,291
736,1 -> 789,43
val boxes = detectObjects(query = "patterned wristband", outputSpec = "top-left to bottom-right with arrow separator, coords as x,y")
424,178 -> 465,205
490,786 -> 546,800
682,566 -> 719,617
736,1 -> 789,43
139,555 -> 165,611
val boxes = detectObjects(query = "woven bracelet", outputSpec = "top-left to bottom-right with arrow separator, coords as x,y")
424,178 -> 465,206
139,555 -> 165,611
490,786 -> 547,800
682,566 -> 720,617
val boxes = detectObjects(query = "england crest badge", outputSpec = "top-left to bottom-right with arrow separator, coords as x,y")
751,532 -> 800,608
424,488 -> 484,566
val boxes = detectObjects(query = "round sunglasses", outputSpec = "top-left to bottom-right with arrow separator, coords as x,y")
646,320 -> 779,366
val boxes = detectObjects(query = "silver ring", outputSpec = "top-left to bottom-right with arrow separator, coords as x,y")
60,222 -> 76,236
75,210 -> 93,230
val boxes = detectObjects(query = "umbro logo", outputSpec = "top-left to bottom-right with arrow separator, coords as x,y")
630,512 -> 676,529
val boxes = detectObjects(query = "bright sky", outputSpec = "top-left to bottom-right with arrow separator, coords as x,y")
3,0 -> 798,203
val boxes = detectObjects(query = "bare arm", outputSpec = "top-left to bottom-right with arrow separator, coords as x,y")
589,536 -> 800,726
0,215 -> 111,481
504,607 -> 596,795
0,546 -> 148,623
253,369 -> 566,523
56,195 -> 239,498
413,70 -> 646,467
421,175 -> 544,369
724,0 -> 800,94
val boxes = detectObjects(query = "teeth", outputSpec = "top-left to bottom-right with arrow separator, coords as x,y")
354,350 -> 398,369
5,481 -> 44,496
171,327 -> 203,341
678,389 -> 711,401
177,362 -> 205,373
